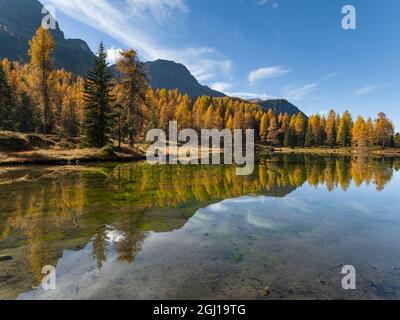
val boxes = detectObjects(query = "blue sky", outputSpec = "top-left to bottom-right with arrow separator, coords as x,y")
42,0 -> 400,128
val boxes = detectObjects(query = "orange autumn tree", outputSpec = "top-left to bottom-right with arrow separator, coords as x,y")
28,27 -> 56,134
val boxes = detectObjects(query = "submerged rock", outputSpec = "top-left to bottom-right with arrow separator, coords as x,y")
0,255 -> 13,262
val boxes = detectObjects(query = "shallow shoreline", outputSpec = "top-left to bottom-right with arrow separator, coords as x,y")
272,147 -> 400,157
2,146 -> 400,166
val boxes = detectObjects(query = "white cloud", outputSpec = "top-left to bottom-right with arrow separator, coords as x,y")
127,0 -> 188,23
46,0 -> 231,82
248,66 -> 289,85
283,83 -> 318,100
106,46 -> 123,64
210,82 -> 274,99
210,82 -> 234,92
191,59 -> 233,82
255,0 -> 279,8
225,91 -> 272,100
321,73 -> 339,81
354,85 -> 377,97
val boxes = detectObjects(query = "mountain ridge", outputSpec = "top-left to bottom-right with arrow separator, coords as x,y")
0,0 -> 306,116
0,0 -> 95,76
144,59 -> 226,98
248,98 -> 306,117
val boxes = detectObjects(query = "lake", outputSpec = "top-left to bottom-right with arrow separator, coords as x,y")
1,154 -> 400,300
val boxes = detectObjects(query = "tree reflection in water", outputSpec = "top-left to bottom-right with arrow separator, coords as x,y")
0,154 -> 399,299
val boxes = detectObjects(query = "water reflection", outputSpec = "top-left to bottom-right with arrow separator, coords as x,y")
0,154 -> 400,299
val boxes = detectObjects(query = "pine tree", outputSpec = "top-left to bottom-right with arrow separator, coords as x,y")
395,133 -> 400,148
16,92 -> 38,132
305,122 -> 313,147
283,127 -> 295,148
83,42 -> 114,148
29,27 -> 56,134
0,63 -> 15,131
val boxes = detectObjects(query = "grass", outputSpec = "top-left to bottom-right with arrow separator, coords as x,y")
2,131 -> 399,165
0,131 -> 145,165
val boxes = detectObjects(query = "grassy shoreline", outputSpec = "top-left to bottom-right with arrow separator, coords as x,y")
0,148 -> 145,165
272,146 -> 400,157
2,131 -> 400,166
0,131 -> 145,165
3,146 -> 400,166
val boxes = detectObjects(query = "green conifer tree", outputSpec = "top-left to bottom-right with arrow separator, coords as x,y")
83,42 -> 114,147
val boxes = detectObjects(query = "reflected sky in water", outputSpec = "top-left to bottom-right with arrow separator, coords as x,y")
1,154 -> 400,300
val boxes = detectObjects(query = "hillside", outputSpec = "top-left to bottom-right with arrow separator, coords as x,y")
0,0 -> 94,76
0,0 -> 306,114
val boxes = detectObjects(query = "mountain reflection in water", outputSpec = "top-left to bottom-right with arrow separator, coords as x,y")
1,154 -> 400,300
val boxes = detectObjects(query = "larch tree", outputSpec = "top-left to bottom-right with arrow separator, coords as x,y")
267,115 -> 280,147
337,111 -> 353,147
28,27 -> 56,134
116,49 -> 148,146
175,96 -> 192,130
226,115 -> 233,131
352,115 -> 368,149
83,42 -> 114,148
61,95 -> 80,137
325,110 -> 337,147
365,118 -> 375,146
259,113 -> 268,144
374,112 -> 394,148
145,88 -> 159,130
294,113 -> 306,146
0,63 -> 15,131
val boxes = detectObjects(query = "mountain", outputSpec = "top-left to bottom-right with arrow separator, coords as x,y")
144,60 -> 226,99
0,0 -> 306,116
248,98 -> 306,117
0,0 -> 94,76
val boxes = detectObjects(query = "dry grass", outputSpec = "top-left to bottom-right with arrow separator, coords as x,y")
0,148 -> 144,165
0,131 -> 146,165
